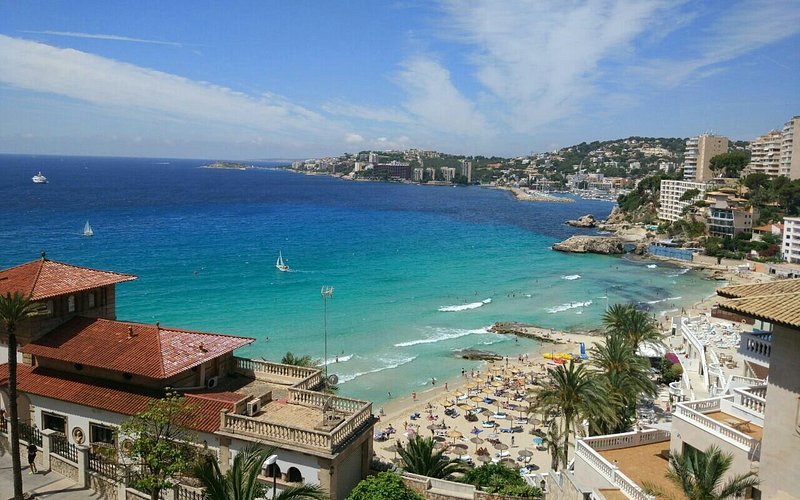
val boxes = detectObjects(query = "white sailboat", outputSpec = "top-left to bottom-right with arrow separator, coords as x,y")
276,251 -> 289,272
32,172 -> 48,184
83,221 -> 94,237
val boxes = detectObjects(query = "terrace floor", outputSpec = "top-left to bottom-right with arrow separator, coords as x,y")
599,441 -> 687,500
704,411 -> 764,441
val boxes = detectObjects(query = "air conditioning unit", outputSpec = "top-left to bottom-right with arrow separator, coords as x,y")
206,376 -> 221,389
246,399 -> 261,416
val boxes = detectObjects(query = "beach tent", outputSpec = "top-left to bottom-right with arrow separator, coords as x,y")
579,342 -> 589,359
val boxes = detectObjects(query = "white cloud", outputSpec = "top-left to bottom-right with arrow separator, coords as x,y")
322,101 -> 412,123
396,56 -> 488,135
345,133 -> 364,144
21,30 -> 184,47
0,35 -> 338,142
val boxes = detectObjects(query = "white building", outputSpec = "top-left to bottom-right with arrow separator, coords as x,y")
658,179 -> 708,222
683,134 -> 728,182
779,116 -> 800,179
747,130 -> 782,177
782,217 -> 800,263
441,167 -> 456,182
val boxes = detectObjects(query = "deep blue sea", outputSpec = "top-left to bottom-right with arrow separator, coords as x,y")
0,154 -> 717,405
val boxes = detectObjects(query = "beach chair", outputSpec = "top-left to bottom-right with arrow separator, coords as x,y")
580,342 -> 589,360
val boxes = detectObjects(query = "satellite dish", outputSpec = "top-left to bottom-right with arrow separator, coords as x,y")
327,374 -> 339,386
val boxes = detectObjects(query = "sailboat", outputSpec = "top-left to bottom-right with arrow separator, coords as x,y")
83,221 -> 94,237
276,251 -> 289,272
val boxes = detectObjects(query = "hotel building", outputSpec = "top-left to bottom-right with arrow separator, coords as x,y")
658,179 -> 708,222
683,134 -> 729,182
0,257 -> 375,500
779,116 -> 800,179
782,217 -> 800,264
747,130 -> 783,177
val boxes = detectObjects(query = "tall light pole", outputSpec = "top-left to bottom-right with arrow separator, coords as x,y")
321,286 -> 334,379
264,454 -> 278,498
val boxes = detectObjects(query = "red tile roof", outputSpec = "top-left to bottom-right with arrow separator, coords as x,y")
0,365 -> 239,433
0,258 -> 136,300
21,317 -> 255,379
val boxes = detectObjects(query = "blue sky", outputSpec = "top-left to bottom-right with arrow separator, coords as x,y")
1,1 -> 799,159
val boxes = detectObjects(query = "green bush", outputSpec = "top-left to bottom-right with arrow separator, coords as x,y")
346,471 -> 423,500
659,358 -> 683,384
460,463 -> 542,498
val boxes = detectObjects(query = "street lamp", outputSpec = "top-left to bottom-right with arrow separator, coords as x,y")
264,454 -> 278,498
321,286 -> 334,379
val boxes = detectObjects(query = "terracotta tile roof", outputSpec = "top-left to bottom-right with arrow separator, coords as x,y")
0,365 -> 238,433
718,294 -> 800,329
717,279 -> 800,298
21,317 -> 254,379
0,258 -> 136,300
745,360 -> 769,381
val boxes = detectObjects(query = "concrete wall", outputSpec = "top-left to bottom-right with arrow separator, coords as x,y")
669,415 -> 753,478
758,324 -> 800,499
571,453 -> 616,491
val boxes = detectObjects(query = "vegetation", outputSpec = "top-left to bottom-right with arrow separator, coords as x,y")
460,463 -> 543,497
659,357 -> 683,385
346,472 -> 423,500
281,352 -> 318,367
396,436 -> 465,479
646,445 -> 759,499
538,420 -> 566,472
193,445 -> 327,500
679,188 -> 701,201
708,151 -> 749,178
617,172 -> 680,219
602,304 -> 662,349
119,391 -> 200,500
0,291 -> 46,500
535,361 -> 609,467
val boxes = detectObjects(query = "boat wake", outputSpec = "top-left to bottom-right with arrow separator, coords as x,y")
394,326 -> 490,347
547,300 -> 592,313
561,274 -> 581,280
338,355 -> 417,384
438,298 -> 492,312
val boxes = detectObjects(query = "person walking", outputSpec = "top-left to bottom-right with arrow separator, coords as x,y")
27,443 -> 38,474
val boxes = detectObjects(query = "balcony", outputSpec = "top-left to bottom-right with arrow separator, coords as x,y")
674,398 -> 762,460
738,331 -> 771,366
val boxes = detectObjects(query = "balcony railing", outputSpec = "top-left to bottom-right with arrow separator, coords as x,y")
234,357 -> 319,383
575,438 -> 657,500
739,332 -> 771,364
676,398 -> 760,455
733,385 -> 767,417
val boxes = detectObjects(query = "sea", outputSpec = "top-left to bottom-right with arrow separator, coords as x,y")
0,154 -> 718,405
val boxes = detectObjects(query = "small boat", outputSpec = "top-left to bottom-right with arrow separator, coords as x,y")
83,221 -> 94,237
276,251 -> 289,272
32,172 -> 48,184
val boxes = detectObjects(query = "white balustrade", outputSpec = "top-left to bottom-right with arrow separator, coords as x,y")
576,439 -> 656,500
675,399 -> 759,451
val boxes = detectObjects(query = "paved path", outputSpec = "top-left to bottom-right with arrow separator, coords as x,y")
0,451 -> 93,499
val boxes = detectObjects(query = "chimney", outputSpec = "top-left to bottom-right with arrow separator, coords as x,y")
128,325 -> 134,338
198,342 -> 207,353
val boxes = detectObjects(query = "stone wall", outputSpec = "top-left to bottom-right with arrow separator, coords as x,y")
50,453 -> 79,482
89,473 -> 119,500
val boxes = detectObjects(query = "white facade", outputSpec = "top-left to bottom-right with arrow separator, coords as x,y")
747,130 -> 782,177
683,134 -> 728,182
779,116 -> 800,179
658,179 -> 707,222
782,217 -> 800,263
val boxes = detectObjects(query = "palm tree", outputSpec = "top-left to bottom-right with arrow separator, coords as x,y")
0,292 -> 45,500
663,445 -> 759,499
602,303 -> 662,349
281,352 -> 317,367
538,420 -> 566,472
396,436 -> 465,479
193,445 -> 327,500
590,332 -> 657,434
535,361 -> 610,468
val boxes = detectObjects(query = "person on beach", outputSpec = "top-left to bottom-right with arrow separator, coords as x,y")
431,377 -> 436,386
412,392 -> 417,401
27,443 -> 38,473
444,382 -> 448,391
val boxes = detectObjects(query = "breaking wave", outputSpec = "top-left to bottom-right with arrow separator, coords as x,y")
394,326 -> 490,347
338,355 -> 417,383
647,264 -> 658,269
438,298 -> 492,312
561,274 -> 581,280
323,354 -> 354,365
547,300 -> 592,313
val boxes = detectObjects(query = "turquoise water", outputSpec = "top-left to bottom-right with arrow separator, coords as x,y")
0,155 -> 717,405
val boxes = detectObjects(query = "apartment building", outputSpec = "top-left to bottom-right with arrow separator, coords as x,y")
705,191 -> 758,238
441,166 -> 456,182
779,116 -> 800,179
782,217 -> 800,264
683,134 -> 729,182
747,130 -> 782,177
658,179 -> 707,222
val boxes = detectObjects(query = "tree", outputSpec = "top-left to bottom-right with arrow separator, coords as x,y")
0,292 -> 45,500
535,361 -> 609,467
602,303 -> 662,349
281,352 -> 317,367
679,188 -> 701,202
538,420 -> 566,472
193,445 -> 327,500
656,445 -> 759,499
119,391 -> 200,500
396,436 -> 465,479
460,463 -> 543,497
346,471 -> 423,500
708,152 -> 749,178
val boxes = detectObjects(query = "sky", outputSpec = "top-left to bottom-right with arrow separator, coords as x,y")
1,1 -> 799,160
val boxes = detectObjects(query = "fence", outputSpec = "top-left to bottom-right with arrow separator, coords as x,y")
51,433 -> 78,462
88,451 -> 118,479
648,245 -> 694,261
18,421 -> 42,447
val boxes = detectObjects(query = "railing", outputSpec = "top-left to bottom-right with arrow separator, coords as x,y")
734,385 -> 767,416
575,440 -> 654,500
288,388 -> 366,413
679,319 -> 710,389
88,451 -> 118,479
739,332 -> 771,363
51,433 -> 78,462
583,429 -> 670,451
0,416 -> 6,434
221,412 -> 334,451
728,375 -> 766,387
175,485 -> 205,500
675,399 -> 759,451
18,422 -> 42,447
233,357 -> 319,382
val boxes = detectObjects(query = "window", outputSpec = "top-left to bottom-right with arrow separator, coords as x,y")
42,412 -> 66,434
90,423 -> 116,445
287,467 -> 303,482
88,292 -> 95,308
68,295 -> 75,313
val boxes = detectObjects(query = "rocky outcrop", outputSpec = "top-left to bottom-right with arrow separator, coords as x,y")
552,235 -> 626,254
453,349 -> 503,361
604,206 -> 626,224
566,214 -> 597,228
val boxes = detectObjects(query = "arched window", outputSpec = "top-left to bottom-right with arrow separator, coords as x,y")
68,295 -> 76,313
265,463 -> 281,479
287,467 -> 303,483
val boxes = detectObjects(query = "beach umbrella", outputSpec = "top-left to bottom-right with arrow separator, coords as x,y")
433,441 -> 447,450
471,395 -> 484,404
450,443 -> 468,458
470,436 -> 484,452
455,390 -> 464,397
442,400 -> 454,407
494,442 -> 509,451
518,449 -> 533,458
384,444 -> 400,459
500,457 -> 517,468
447,429 -> 463,439
476,454 -> 491,463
